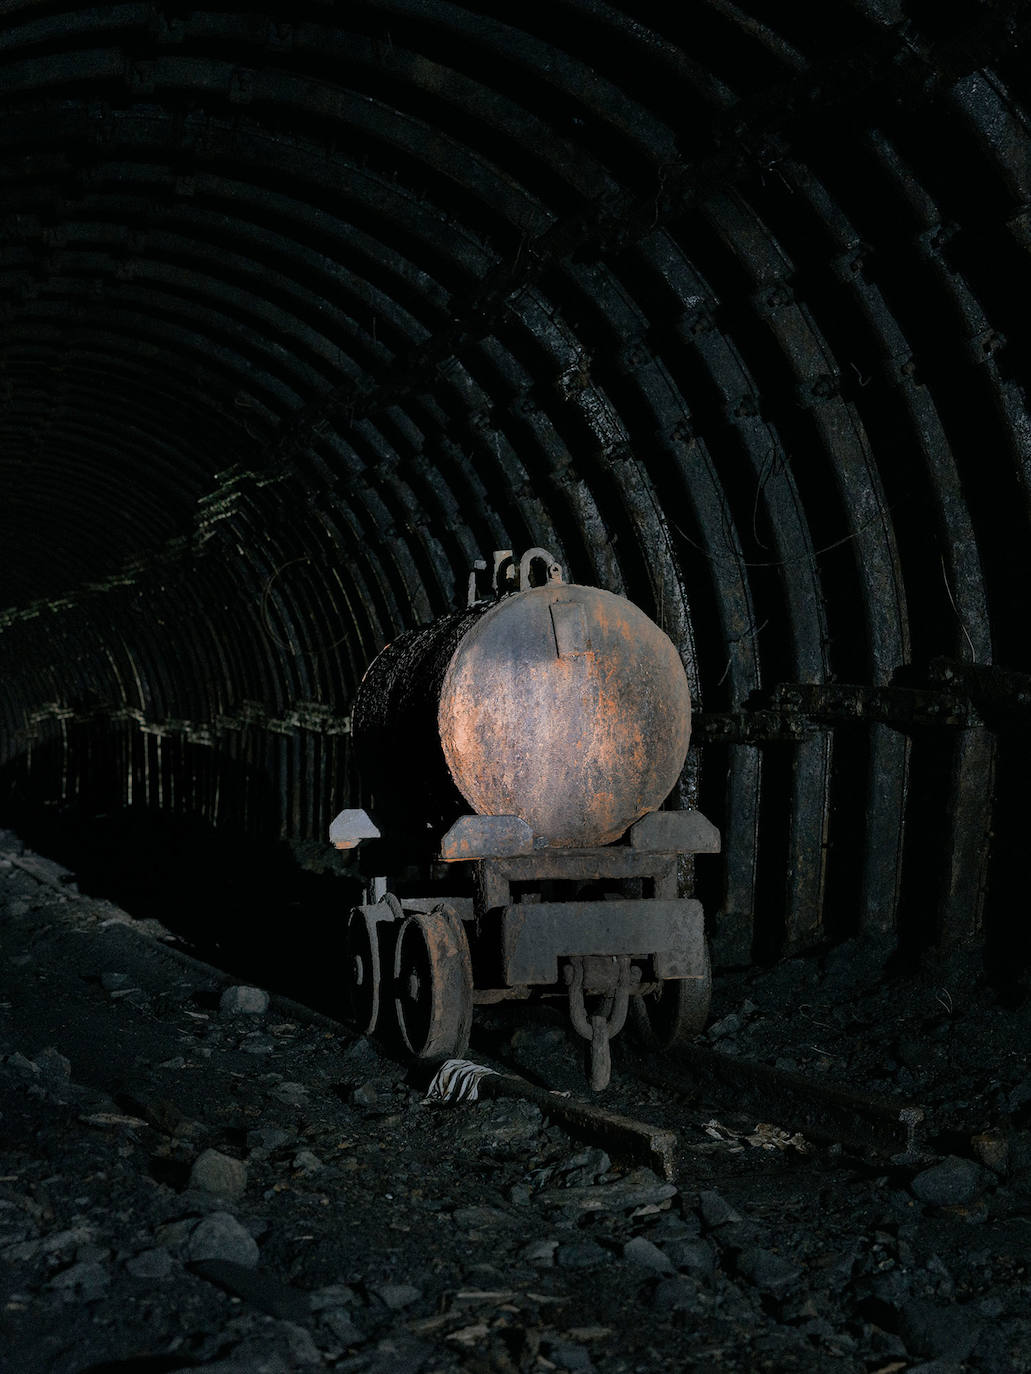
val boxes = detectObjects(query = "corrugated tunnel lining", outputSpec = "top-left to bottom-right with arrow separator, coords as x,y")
0,0 -> 1029,971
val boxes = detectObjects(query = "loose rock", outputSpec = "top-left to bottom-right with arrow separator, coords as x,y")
6,1052 -> 40,1080
125,1246 -> 173,1278
707,1011 -> 742,1039
622,1235 -> 673,1272
310,1283 -> 361,1310
536,1170 -> 676,1212
971,1130 -> 1008,1174
271,1081 -> 308,1105
663,1236 -> 716,1280
521,1238 -> 558,1265
553,1147 -> 611,1187
320,1307 -> 365,1348
898,1297 -> 983,1361
733,1245 -> 802,1296
189,1148 -> 248,1198
910,1156 -> 986,1207
47,1259 -> 111,1299
280,1322 -> 323,1367
169,1345 -> 290,1374
369,1281 -> 422,1309
651,1275 -> 702,1313
697,1189 -> 743,1228
542,1339 -> 595,1372
219,985 -> 270,1015
247,1126 -> 294,1152
292,1148 -> 324,1174
555,1240 -> 609,1269
189,1257 -> 310,1320
453,1204 -> 510,1230
34,1046 -> 72,1096
454,1098 -> 542,1148
185,1211 -> 260,1268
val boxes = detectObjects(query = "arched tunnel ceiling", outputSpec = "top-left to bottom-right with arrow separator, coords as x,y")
2,0 -> 1030,966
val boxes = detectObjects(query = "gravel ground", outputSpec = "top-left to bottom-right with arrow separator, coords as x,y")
2,828 -> 1030,1373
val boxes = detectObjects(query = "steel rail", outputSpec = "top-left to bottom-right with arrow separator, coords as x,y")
618,1041 -> 926,1160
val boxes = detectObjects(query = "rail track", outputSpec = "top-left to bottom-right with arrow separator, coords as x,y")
455,1013 -> 932,1178
615,1043 -> 927,1163
454,1034 -> 931,1180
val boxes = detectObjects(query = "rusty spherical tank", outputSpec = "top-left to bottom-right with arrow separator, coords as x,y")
353,576 -> 691,850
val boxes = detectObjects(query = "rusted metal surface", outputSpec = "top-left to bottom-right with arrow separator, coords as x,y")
439,581 -> 691,846
342,904 -> 389,1034
630,944 -> 712,1051
625,1044 -> 925,1159
629,810 -> 721,854
477,848 -> 681,911
564,955 -> 637,1090
479,1071 -> 678,1180
393,904 -> 474,1061
500,898 -> 705,985
440,814 -> 533,861
354,565 -> 691,851
467,548 -> 564,605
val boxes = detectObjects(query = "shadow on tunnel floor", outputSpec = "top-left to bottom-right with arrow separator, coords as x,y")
0,798 -> 365,1017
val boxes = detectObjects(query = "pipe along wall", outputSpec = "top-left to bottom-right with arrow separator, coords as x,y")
1,2 -> 1029,986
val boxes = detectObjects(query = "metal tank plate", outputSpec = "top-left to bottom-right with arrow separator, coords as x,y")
437,583 -> 691,847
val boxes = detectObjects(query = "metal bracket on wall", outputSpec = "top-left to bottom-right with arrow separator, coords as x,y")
693,674 -> 984,745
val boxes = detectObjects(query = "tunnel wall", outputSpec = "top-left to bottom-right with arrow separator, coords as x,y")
1,1 -> 1029,973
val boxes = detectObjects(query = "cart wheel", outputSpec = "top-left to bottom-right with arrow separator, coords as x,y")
629,943 -> 712,1052
393,904 -> 473,1060
342,906 -> 385,1035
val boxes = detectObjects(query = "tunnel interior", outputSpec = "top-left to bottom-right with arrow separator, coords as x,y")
2,0 -> 1030,995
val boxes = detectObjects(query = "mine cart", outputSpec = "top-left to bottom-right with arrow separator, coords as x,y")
330,549 -> 719,1090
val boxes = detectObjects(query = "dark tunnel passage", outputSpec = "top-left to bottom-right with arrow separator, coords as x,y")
2,0 -> 1031,992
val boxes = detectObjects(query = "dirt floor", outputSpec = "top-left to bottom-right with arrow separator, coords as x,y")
2,828 -> 1030,1373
